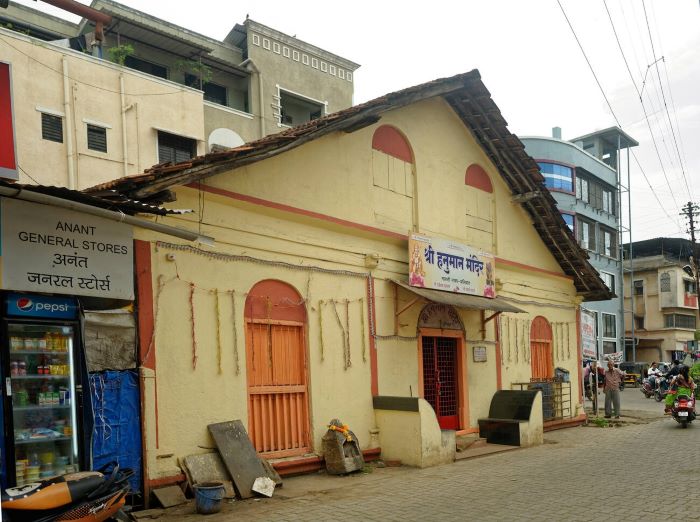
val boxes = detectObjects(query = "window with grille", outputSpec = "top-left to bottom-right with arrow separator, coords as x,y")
185,73 -> 227,105
660,272 -> 671,292
603,340 -> 617,354
600,272 -> 614,291
601,227 -> 617,258
602,189 -> 615,215
577,217 -> 596,251
633,280 -> 644,295
577,177 -> 589,202
157,131 -> 196,164
41,113 -> 63,143
602,313 -> 616,338
683,279 -> 697,294
124,55 -> 168,79
664,314 -> 696,329
86,124 -> 107,152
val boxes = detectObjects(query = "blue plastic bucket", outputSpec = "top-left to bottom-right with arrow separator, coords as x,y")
194,482 -> 225,515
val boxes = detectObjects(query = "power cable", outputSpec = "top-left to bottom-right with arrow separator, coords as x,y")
17,164 -> 40,184
556,0 -> 677,223
603,0 -> 680,209
641,0 -> 691,200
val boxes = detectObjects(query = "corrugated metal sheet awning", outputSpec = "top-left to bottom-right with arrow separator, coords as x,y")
393,279 -> 525,313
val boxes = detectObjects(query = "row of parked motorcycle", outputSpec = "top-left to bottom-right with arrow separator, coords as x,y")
640,373 -> 697,428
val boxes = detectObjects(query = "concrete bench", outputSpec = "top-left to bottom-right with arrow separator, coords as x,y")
477,390 -> 543,447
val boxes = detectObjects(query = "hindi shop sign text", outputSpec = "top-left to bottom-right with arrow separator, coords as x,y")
408,233 -> 495,297
1,198 -> 133,300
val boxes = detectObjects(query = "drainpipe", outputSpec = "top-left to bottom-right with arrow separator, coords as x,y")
241,58 -> 265,137
134,102 -> 141,174
62,57 -> 76,190
119,74 -> 133,178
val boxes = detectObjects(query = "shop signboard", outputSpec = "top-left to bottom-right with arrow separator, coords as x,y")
580,308 -> 596,359
605,351 -> 624,364
0,198 -> 134,300
408,233 -> 495,297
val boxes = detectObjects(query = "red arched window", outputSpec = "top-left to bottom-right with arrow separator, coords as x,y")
244,279 -> 306,322
372,125 -> 413,163
465,164 -> 493,193
530,316 -> 553,379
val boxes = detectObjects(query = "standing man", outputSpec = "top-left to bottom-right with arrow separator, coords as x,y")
604,359 -> 625,419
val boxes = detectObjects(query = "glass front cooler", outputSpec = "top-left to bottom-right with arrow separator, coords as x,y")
8,323 -> 79,486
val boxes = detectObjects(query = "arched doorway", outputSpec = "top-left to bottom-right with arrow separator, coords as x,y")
245,280 -> 309,457
530,316 -> 553,379
418,304 -> 466,430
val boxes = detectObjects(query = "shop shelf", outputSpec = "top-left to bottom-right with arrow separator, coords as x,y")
15,436 -> 72,445
11,375 -> 70,380
13,405 -> 71,412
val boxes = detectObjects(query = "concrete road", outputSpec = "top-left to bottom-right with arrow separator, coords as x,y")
586,385 -> 665,416
163,407 -> 697,521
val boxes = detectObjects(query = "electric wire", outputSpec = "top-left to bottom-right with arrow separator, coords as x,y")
556,0 -> 676,223
641,0 -> 691,200
603,0 -> 680,210
16,165 -> 40,184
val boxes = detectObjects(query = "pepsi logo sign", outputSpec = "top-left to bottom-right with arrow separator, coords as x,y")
16,298 -> 33,312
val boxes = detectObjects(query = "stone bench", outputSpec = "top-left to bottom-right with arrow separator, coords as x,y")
477,390 -> 543,447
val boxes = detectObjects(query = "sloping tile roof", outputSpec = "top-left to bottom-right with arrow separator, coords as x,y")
85,70 -> 611,301
0,180 -> 183,216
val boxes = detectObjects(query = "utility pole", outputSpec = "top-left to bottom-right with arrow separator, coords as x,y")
681,201 -> 700,355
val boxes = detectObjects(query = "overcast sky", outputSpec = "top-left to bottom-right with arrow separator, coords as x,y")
16,0 -> 700,242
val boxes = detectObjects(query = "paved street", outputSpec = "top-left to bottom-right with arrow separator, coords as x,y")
161,391 -> 697,522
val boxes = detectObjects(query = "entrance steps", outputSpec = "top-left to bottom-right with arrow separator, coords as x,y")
455,433 -> 487,452
454,433 -> 518,461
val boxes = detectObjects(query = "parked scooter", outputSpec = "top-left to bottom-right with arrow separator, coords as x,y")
669,391 -> 697,428
1,462 -> 132,522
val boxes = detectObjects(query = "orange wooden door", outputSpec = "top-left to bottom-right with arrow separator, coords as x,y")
246,320 -> 310,457
530,316 -> 553,379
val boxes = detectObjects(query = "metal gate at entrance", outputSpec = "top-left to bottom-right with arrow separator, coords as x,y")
422,336 -> 459,430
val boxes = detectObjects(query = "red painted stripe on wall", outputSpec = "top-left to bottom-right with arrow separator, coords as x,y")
188,183 -> 408,241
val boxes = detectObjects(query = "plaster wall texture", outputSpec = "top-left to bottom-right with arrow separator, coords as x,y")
134,97 -> 584,479
2,29 -> 204,188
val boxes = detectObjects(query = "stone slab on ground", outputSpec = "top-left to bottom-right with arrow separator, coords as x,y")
182,453 -> 235,498
208,420 -> 269,499
152,485 -> 187,508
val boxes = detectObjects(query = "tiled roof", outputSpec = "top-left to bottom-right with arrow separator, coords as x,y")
0,180 -> 183,216
85,70 -> 611,301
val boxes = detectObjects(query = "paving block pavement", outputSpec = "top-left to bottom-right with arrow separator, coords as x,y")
158,413 -> 699,521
